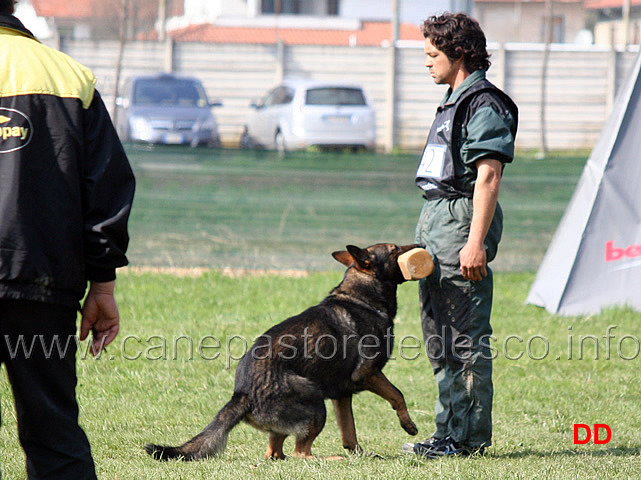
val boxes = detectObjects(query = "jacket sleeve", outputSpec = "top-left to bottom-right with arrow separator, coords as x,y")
82,90 -> 136,282
460,92 -> 517,167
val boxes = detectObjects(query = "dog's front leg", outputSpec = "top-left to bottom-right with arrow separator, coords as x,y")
332,396 -> 363,454
362,371 -> 418,436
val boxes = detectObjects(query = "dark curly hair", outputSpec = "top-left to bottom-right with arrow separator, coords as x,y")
0,0 -> 17,14
422,12 -> 491,73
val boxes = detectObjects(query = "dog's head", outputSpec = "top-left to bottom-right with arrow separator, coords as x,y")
332,243 -> 425,284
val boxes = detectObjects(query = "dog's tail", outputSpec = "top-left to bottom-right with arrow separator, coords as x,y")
144,393 -> 250,461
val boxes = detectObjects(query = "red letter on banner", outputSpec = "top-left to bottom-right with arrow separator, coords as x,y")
605,241 -> 624,262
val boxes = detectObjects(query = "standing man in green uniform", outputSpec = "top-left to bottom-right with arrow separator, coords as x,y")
403,12 -> 518,458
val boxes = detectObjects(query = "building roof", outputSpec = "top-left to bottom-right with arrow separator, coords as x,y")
475,0 -> 582,2
28,0 -> 422,46
30,0 -> 184,21
31,0 -> 93,19
474,0 -> 641,7
585,0 -> 641,8
157,21 -> 423,46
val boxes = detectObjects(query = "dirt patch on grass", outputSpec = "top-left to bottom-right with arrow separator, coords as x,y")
121,266 -> 309,278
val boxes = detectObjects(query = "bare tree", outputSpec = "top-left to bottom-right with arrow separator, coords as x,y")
158,0 -> 167,41
93,0 -> 160,40
112,0 -> 130,121
539,0 -> 554,157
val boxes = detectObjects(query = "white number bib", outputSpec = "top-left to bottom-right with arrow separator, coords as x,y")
416,144 -> 447,179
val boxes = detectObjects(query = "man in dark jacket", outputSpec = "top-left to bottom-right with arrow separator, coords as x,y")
0,1 -> 135,478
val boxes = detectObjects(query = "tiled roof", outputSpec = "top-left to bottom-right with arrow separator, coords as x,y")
30,0 -> 184,20
31,0 -> 93,19
162,21 -> 424,46
476,0 -> 582,2
585,0 -> 641,7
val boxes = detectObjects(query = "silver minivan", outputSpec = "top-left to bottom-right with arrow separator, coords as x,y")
240,79 -> 376,152
115,73 -> 222,147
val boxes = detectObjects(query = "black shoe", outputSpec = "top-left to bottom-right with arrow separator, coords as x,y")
430,437 -> 486,458
402,435 -> 450,457
403,436 -> 485,459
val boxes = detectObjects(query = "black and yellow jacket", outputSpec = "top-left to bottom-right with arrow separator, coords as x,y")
0,13 -> 135,308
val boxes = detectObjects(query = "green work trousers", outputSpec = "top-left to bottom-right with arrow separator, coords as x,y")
415,196 -> 502,449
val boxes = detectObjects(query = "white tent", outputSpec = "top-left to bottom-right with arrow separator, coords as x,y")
526,51 -> 641,316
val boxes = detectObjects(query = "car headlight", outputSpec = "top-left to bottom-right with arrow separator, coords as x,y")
131,116 -> 151,137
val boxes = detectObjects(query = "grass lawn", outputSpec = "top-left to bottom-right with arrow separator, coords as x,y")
2,148 -> 638,478
125,147 -> 586,273
1,270 -> 640,479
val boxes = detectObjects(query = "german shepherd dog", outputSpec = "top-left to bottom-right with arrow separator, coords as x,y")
145,243 -> 420,461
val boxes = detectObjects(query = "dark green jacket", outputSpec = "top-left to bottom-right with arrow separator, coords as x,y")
416,70 -> 518,198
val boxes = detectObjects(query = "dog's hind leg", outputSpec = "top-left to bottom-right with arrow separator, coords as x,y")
265,433 -> 287,459
292,402 -> 326,458
292,423 -> 322,458
362,371 -> 418,436
332,396 -> 362,454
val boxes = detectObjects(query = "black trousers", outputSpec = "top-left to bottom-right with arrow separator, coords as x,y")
0,299 -> 96,480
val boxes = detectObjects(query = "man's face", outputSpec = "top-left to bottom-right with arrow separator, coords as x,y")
424,38 -> 459,88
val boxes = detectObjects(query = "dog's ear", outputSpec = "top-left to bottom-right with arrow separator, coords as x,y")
332,250 -> 354,267
346,245 -> 374,271
332,246 -> 373,270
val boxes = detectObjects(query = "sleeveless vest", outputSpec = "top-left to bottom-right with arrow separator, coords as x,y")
415,78 -> 518,199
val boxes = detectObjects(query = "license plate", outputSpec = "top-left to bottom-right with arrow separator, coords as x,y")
163,133 -> 185,144
324,115 -> 351,124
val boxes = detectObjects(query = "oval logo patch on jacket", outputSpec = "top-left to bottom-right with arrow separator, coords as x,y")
0,108 -> 33,153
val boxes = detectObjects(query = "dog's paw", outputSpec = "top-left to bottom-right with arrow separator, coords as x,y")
344,443 -> 364,455
402,420 -> 418,436
144,443 -> 169,460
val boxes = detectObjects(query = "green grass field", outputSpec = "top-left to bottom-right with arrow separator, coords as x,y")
2,148 -> 640,478
126,146 -> 587,272
2,271 -> 640,479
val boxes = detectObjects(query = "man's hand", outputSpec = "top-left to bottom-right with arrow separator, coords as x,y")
460,240 -> 488,281
80,280 -> 120,356
460,158 -> 503,281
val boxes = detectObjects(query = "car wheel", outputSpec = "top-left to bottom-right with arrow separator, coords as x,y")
240,128 -> 253,150
275,130 -> 286,155
208,136 -> 222,149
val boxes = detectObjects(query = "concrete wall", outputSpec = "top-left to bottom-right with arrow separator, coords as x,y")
55,37 -> 639,152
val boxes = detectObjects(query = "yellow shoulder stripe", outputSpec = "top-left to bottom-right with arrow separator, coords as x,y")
0,28 -> 97,109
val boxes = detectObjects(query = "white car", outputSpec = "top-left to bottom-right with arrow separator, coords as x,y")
240,79 -> 376,152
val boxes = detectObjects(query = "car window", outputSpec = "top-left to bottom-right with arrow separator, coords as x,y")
133,78 -> 209,107
263,86 -> 293,107
305,87 -> 366,106
280,87 -> 295,105
262,88 -> 278,107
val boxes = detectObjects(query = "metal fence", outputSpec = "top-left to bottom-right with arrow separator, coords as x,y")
52,37 -> 640,152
